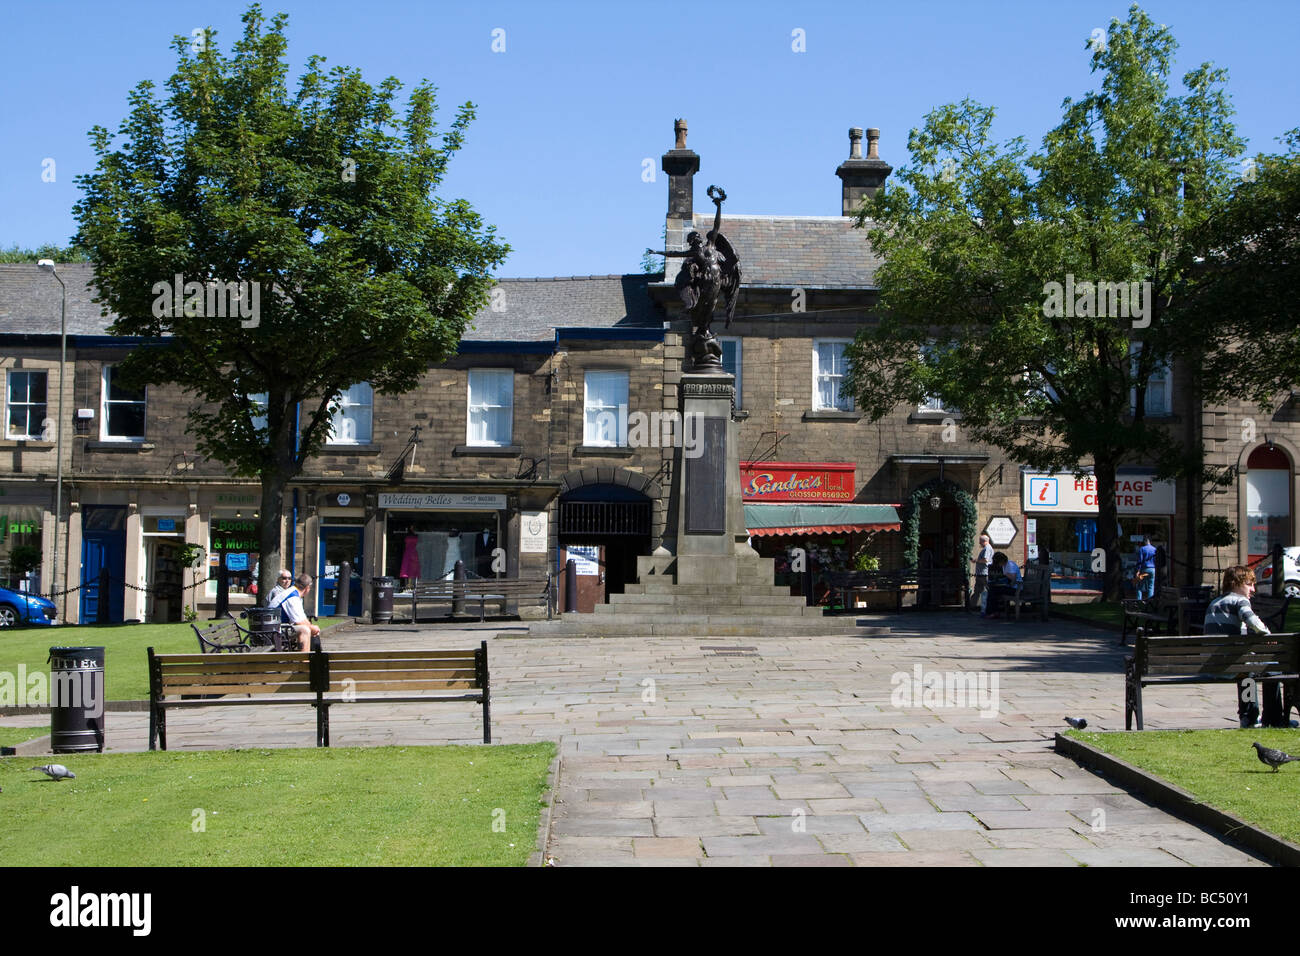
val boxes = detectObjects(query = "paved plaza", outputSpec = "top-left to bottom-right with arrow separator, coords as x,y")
4,612 -> 1268,866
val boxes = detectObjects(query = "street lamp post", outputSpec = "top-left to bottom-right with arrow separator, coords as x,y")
37,260 -> 67,621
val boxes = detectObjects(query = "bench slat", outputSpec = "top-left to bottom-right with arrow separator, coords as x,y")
328,668 -> 478,682
324,679 -> 481,692
160,682 -> 316,697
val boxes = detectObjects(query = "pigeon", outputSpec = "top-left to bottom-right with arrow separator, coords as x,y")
30,764 -> 75,780
1064,717 -> 1088,730
1252,742 -> 1299,772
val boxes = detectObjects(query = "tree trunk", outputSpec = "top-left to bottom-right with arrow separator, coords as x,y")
1094,457 -> 1124,601
256,470 -> 289,606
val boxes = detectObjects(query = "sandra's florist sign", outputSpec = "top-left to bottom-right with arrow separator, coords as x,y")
739,462 -> 855,502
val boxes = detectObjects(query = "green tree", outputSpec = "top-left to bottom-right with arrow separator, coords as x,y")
845,5 -> 1241,599
0,244 -> 90,263
73,5 -> 509,601
1174,130 -> 1300,409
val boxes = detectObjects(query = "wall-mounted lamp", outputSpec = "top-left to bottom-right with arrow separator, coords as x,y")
929,495 -> 942,511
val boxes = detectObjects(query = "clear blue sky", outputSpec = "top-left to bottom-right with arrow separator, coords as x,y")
2,0 -> 1296,278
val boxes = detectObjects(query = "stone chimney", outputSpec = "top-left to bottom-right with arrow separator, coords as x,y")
835,127 -> 892,216
661,118 -> 700,220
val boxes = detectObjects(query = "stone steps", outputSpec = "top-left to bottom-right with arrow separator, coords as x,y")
625,581 -> 797,597
522,616 -> 890,638
604,592 -> 811,611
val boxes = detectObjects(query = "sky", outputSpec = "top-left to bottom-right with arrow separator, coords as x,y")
1,0 -> 1297,279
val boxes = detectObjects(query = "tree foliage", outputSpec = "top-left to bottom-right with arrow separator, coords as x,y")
845,5 -> 1243,598
72,5 -> 509,597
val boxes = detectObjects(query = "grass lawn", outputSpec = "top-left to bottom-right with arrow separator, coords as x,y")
0,725 -> 47,747
0,618 -> 346,701
1068,728 -> 1300,844
0,743 -> 554,866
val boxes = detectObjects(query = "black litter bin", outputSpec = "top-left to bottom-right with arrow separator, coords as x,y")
49,646 -> 105,754
246,607 -> 280,647
372,576 -> 395,624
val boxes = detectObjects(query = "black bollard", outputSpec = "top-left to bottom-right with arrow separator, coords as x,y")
564,558 -> 577,613
214,553 -> 229,620
336,560 -> 352,618
452,559 -> 466,617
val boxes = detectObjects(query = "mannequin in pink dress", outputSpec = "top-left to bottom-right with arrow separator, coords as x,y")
399,533 -> 420,585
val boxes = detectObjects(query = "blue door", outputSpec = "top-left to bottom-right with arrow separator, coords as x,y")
81,509 -> 127,624
318,527 -> 364,617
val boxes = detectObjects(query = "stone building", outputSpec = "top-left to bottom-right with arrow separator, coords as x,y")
3,120 -> 1298,624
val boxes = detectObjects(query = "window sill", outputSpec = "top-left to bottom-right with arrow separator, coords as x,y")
323,443 -> 382,455
575,445 -> 635,458
909,411 -> 962,424
86,440 -> 153,452
0,440 -> 54,449
802,409 -> 861,423
454,444 -> 521,457
733,409 -> 750,421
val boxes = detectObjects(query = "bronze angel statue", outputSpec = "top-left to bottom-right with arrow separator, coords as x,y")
647,185 -> 741,372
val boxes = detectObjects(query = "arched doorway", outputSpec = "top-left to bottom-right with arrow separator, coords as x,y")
556,470 -> 657,612
1246,444 -> 1293,564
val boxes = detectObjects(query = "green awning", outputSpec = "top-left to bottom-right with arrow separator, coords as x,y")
744,504 -> 901,537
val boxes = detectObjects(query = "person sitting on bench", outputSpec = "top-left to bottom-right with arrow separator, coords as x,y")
1203,565 -> 1275,728
982,552 -> 1021,619
270,573 -> 322,652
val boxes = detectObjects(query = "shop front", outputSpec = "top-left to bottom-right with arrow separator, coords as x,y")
1021,469 -> 1175,593
739,461 -> 900,602
0,485 -> 48,595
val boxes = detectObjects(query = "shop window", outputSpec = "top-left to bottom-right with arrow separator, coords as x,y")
6,370 -> 48,440
813,340 -> 854,411
584,371 -> 628,446
0,505 -> 43,591
206,511 -> 260,597
101,366 -> 146,441
720,338 -> 742,406
1246,445 -> 1292,557
1129,344 -> 1171,415
329,382 -> 373,444
467,369 -> 514,446
386,512 -> 500,583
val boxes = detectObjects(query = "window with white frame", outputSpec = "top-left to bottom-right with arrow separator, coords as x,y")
1130,344 -> 1171,416
329,382 -> 373,444
813,340 -> 854,411
101,366 -> 146,441
6,370 -> 48,440
720,338 -> 743,407
917,343 -> 959,414
467,369 -> 514,446
584,370 -> 628,446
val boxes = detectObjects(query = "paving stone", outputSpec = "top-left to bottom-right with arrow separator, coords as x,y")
633,838 -> 704,859
847,850 -> 980,866
893,829 -> 995,851
701,834 -> 826,857
654,816 -> 762,837
756,814 -> 867,835
770,853 -> 853,866
858,812 -> 981,832
974,810 -> 1085,830
971,849 -> 1084,867
1066,847 -> 1189,867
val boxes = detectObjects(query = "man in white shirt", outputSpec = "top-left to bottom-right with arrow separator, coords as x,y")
970,534 -> 993,612
266,569 -> 293,606
270,573 -> 321,651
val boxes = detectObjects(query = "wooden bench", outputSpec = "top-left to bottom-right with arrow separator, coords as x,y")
1124,630 -> 1300,730
1120,586 -> 1214,646
147,643 -> 491,749
409,575 -> 553,622
190,617 -> 254,654
1005,567 -> 1051,622
826,567 -> 968,612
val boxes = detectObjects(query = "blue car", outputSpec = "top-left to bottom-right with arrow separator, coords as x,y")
0,586 -> 58,627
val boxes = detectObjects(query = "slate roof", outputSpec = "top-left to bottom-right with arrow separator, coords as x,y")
0,265 -> 665,342
663,214 -> 882,290
462,274 -> 664,341
0,263 -> 113,335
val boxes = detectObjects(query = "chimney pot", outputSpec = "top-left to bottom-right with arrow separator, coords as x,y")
866,128 -> 880,160
674,118 -> 688,150
848,128 -> 863,160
